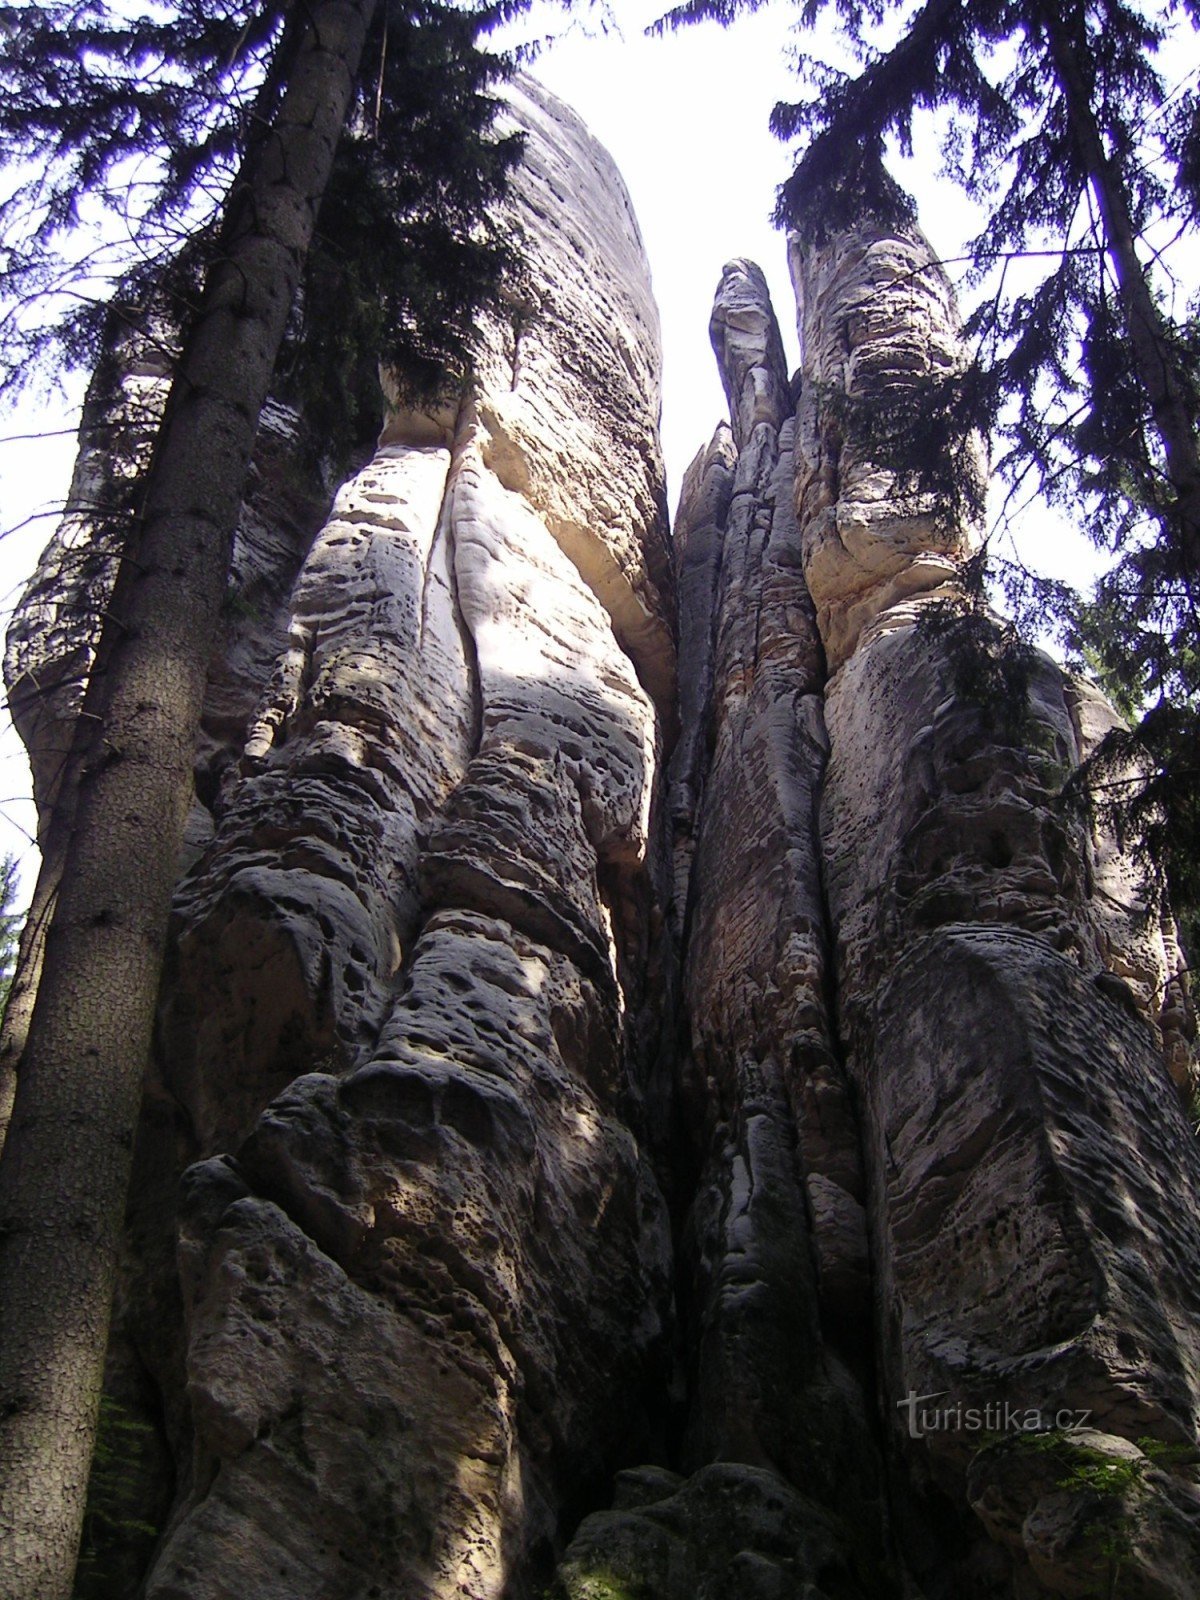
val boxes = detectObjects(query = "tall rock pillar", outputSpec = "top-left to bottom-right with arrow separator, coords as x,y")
8,78 -> 678,1600
791,177 -> 1200,1597
556,262 -> 896,1600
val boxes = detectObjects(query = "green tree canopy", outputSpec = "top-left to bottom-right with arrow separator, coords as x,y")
0,0 -> 526,441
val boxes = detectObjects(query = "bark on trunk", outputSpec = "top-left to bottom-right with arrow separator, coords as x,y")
0,4 -> 377,1596
0,798 -> 76,1147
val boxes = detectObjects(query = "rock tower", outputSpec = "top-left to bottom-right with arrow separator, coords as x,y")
9,77 -> 1200,1600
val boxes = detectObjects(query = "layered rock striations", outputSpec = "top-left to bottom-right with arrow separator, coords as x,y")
769,189 -> 1200,1595
138,78 -> 676,1600
8,76 -> 1200,1600
572,189 -> 1200,1600
564,261 -> 892,1600
788,184 -> 982,674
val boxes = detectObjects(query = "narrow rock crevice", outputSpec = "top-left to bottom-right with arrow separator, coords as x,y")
441,430 -> 486,774
8,76 -> 1200,1600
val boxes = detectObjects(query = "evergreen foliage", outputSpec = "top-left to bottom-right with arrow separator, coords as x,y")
292,0 -> 527,462
0,0 -> 286,394
657,0 -> 1200,939
0,6 -> 538,1596
0,0 -> 527,437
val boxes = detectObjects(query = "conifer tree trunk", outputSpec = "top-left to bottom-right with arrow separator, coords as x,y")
0,3 -> 377,1595
1042,3 -> 1200,577
0,791 -> 80,1152
0,832 -> 68,1149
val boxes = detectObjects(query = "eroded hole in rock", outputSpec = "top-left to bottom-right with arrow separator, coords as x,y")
8,44 -> 1199,1600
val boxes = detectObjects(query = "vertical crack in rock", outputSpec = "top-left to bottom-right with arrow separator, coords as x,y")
10,70 -> 1200,1600
682,261 -> 874,1400
85,78 -> 677,1600
666,426 -> 734,846
441,427 -> 487,770
564,260 -> 895,1600
791,182 -> 1200,1597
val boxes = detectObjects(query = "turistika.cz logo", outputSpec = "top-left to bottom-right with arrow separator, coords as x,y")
897,1390 -> 1093,1440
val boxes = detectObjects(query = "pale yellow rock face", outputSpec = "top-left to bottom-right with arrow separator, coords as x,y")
471,80 -> 675,723
451,433 -> 657,869
11,70 -> 1200,1600
789,210 -> 982,670
0,78 -> 676,1600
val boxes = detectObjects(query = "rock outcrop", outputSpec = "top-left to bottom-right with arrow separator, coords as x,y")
138,78 -> 676,1600
708,191 -> 1200,1598
8,73 -> 1200,1600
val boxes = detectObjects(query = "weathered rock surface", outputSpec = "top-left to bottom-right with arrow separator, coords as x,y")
670,265 -> 876,1496
561,188 -> 1200,1600
788,178 -> 982,672
601,259 -> 894,1599
968,1430 -> 1200,1599
788,194 -> 1200,1595
8,72 -> 1200,1600
468,81 -> 675,723
555,1461 -> 882,1600
159,437 -> 474,1150
138,78 -> 674,1600
5,348 -> 328,849
156,77 -> 673,1161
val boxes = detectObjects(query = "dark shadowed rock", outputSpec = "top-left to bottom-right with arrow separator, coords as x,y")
8,73 -> 1200,1600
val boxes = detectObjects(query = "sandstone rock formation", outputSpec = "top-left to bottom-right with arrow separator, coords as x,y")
139,77 -> 675,1600
683,191 -> 1200,1599
8,75 -> 1200,1600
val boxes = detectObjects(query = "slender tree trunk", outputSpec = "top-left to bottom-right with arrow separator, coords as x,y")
0,521 -> 164,1154
1043,5 -> 1200,576
0,338 -> 175,1158
0,799 -> 76,1148
0,3 -> 376,1595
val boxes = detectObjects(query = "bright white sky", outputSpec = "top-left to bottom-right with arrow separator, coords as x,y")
524,0 -> 808,481
0,0 -> 1107,897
